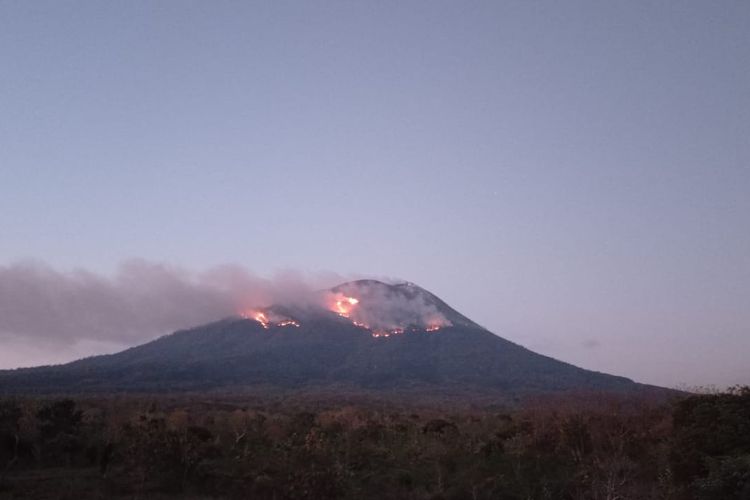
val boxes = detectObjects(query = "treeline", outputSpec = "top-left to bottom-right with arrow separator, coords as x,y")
0,388 -> 748,499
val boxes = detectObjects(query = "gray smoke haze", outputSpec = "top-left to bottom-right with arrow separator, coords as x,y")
0,260 -> 344,346
328,281 -> 452,332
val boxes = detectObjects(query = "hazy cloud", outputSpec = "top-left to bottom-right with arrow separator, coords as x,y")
0,260 -> 343,346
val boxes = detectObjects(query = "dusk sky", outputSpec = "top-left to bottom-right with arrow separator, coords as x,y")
1,1 -> 748,388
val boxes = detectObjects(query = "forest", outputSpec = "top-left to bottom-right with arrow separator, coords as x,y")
1,387 -> 749,499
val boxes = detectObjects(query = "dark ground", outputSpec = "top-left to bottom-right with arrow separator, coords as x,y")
1,387 -> 749,499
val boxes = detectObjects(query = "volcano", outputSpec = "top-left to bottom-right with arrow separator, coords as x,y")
0,280 -> 660,398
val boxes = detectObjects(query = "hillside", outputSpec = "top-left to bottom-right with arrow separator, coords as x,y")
0,280 -> 658,397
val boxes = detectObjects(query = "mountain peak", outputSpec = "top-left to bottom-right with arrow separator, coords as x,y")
0,278 -> 659,397
324,279 -> 477,336
235,279 -> 477,338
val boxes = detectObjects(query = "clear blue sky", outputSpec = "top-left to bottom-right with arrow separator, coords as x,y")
1,1 -> 748,387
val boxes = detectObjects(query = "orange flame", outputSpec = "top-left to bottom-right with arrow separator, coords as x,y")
240,309 -> 301,329
426,325 -> 441,332
253,311 -> 270,329
277,319 -> 300,328
371,327 -> 405,338
328,293 -> 359,318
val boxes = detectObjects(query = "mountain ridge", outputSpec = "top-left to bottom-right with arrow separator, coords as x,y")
0,280 -> 667,398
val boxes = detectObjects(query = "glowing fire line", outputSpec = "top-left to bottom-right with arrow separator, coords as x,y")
242,291 -> 451,338
277,319 -> 300,328
240,310 -> 300,329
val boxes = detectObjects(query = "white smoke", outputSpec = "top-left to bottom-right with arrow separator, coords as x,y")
0,259 -> 343,346
327,281 -> 452,331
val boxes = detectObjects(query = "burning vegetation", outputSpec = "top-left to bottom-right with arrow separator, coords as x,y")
322,288 -> 451,338
237,280 -> 454,338
328,293 -> 359,318
239,309 -> 299,329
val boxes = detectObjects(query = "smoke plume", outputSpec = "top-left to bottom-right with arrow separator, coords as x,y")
328,281 -> 452,331
0,260 -> 342,346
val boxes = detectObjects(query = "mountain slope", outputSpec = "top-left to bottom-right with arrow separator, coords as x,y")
0,280 -> 654,396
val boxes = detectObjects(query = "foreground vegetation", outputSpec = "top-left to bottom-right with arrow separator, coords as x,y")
0,388 -> 748,499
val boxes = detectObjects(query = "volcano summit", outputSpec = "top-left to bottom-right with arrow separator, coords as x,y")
0,280 -> 659,397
